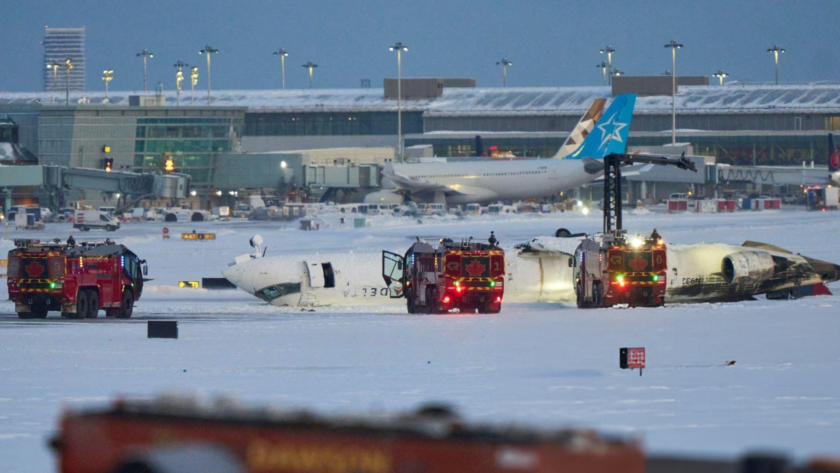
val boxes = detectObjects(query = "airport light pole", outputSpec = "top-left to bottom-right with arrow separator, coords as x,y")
600,46 -> 615,85
190,66 -> 199,105
136,49 -> 154,92
101,69 -> 113,99
64,58 -> 74,106
496,58 -> 512,87
199,45 -> 219,106
174,60 -> 188,106
596,62 -> 608,85
273,48 -> 289,89
612,69 -> 624,77
712,70 -> 729,85
767,45 -> 785,85
665,40 -> 683,146
389,42 -> 408,160
47,60 -> 61,97
302,61 -> 318,89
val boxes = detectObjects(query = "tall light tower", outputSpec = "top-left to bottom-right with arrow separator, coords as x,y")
101,69 -> 113,99
600,46 -> 615,85
64,58 -> 74,106
389,42 -> 408,159
190,66 -> 199,105
596,61 -> 608,85
712,70 -> 729,85
664,40 -> 683,146
273,48 -> 289,89
612,69 -> 624,77
136,49 -> 154,91
199,45 -> 219,106
47,60 -> 61,98
496,58 -> 512,87
767,45 -> 785,85
302,61 -> 318,89
174,60 -> 188,106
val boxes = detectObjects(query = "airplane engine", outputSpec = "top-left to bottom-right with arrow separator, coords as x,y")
364,191 -> 404,204
722,251 -> 775,285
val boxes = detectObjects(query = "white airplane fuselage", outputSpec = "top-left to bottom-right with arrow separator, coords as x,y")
384,158 -> 599,205
222,247 -> 575,308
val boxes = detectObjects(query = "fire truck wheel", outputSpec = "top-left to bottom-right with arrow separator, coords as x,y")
592,283 -> 603,308
73,291 -> 90,319
118,290 -> 134,318
426,287 -> 440,314
87,291 -> 100,318
406,288 -> 416,314
576,283 -> 587,308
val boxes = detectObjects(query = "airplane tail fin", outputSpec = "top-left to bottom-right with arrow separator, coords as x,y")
829,133 -> 840,172
554,98 -> 606,159
564,94 -> 636,160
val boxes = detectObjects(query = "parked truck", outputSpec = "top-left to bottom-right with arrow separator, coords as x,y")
383,234 -> 505,314
7,238 -> 147,319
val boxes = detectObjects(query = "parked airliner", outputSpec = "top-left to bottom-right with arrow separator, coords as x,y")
364,94 -> 635,205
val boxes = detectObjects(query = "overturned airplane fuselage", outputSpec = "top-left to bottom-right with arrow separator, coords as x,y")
223,235 -> 840,308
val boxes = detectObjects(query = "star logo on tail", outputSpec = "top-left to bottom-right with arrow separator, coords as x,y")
597,112 -> 627,151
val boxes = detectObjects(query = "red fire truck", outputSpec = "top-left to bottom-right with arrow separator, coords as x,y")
383,236 -> 505,314
573,232 -> 667,308
7,239 -> 147,319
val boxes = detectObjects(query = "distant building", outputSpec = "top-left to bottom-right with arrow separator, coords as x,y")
43,27 -> 85,92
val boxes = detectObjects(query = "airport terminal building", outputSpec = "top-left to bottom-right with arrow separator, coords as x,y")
3,78 -> 840,198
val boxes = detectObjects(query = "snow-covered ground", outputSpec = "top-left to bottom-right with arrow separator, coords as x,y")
1,209 -> 839,472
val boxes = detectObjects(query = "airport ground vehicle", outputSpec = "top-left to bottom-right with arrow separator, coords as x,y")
574,153 -> 696,308
52,396 -> 646,473
7,238 -> 147,319
573,232 -> 668,308
74,209 -> 120,231
806,186 -> 839,210
383,235 -> 505,314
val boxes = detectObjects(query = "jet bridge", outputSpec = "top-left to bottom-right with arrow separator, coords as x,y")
0,165 -> 190,212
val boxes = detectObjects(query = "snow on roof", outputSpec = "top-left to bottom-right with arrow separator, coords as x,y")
3,83 -> 840,115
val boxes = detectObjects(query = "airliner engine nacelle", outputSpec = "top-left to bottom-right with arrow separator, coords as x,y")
721,251 -> 775,285
364,191 -> 404,205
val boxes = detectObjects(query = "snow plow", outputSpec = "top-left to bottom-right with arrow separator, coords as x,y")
383,235 -> 505,314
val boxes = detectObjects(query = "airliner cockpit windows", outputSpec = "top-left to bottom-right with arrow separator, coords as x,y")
255,282 -> 302,302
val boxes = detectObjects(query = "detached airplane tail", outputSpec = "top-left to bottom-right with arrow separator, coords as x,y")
564,94 -> 636,160
553,98 -> 606,159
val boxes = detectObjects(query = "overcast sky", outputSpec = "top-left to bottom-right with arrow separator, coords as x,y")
1,0 -> 838,93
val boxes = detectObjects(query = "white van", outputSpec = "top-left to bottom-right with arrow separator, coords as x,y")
465,203 -> 482,215
74,210 -> 120,232
425,203 -> 446,216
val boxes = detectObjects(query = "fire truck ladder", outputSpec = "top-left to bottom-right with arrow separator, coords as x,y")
602,153 -> 697,233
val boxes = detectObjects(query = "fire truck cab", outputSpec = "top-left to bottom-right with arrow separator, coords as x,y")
573,231 -> 667,308
383,236 -> 505,314
7,239 -> 147,319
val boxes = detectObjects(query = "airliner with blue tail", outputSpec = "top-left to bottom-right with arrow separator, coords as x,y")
365,94 -> 637,205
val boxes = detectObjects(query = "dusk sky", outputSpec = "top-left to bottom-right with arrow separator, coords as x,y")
2,0 -> 838,92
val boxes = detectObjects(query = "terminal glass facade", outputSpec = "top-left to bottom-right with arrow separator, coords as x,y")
245,111 -> 423,136
134,117 -> 240,187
